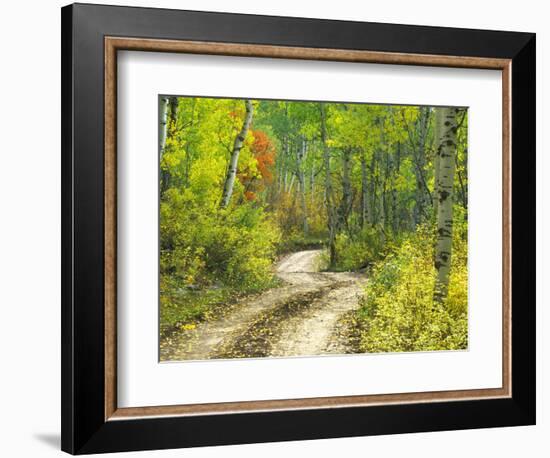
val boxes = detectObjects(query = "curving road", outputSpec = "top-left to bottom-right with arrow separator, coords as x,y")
160,250 -> 365,361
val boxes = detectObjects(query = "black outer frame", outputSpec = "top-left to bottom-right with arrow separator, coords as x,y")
61,3 -> 536,454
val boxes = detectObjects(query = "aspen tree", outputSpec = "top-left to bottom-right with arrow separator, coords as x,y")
434,107 -> 460,302
220,100 -> 254,208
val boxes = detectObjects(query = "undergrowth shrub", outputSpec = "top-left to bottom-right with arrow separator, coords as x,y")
357,218 -> 468,352
322,225 -> 388,271
159,187 -> 281,332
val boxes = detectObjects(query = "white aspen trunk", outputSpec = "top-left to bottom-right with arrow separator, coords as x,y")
392,143 -> 402,233
379,185 -> 386,244
279,136 -> 285,194
373,122 -> 385,229
168,97 -> 179,127
456,152 -> 468,210
159,96 -> 170,161
433,108 -> 444,220
413,107 -> 430,226
297,137 -> 309,235
338,147 -> 353,233
320,103 -> 336,265
310,163 -> 315,206
183,97 -> 197,186
220,100 -> 254,208
369,153 -> 377,226
282,137 -> 290,192
360,153 -> 370,228
380,148 -> 389,233
379,149 -> 387,232
288,174 -> 295,194
161,97 -> 179,195
434,107 -> 460,303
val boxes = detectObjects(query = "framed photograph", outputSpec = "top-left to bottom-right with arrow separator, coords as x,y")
61,3 -> 536,454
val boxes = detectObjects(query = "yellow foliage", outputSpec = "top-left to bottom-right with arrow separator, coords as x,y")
358,221 -> 468,353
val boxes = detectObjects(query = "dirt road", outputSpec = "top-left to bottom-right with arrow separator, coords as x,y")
160,250 -> 365,361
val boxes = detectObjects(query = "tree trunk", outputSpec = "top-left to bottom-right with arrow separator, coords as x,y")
320,103 -> 336,265
183,97 -> 197,187
159,96 -> 169,160
369,152 -> 377,226
281,136 -> 290,193
288,173 -> 296,194
160,97 -> 179,196
338,147 -> 353,233
380,148 -> 388,232
455,150 -> 468,211
434,107 -> 460,303
220,100 -> 254,208
168,97 -> 178,127
392,143 -> 402,233
433,107 -> 444,220
310,164 -> 315,206
360,152 -> 372,228
297,137 -> 309,234
413,107 -> 430,226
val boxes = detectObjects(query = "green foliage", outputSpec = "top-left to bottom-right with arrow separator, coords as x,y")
324,226 -> 388,271
159,95 -> 469,352
161,191 -> 280,284
160,192 -> 281,331
276,232 -> 327,255
356,216 -> 468,352
159,98 -> 283,332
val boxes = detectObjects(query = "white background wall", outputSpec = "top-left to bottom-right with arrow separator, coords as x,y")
0,0 -> 545,456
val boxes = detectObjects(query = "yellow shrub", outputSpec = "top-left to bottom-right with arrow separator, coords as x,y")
358,221 -> 468,353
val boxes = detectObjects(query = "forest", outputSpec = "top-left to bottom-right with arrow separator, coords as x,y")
159,96 -> 468,361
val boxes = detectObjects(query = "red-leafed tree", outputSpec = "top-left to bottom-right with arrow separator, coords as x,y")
238,129 -> 276,201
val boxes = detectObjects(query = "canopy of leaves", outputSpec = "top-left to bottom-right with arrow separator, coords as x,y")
159,96 -> 468,352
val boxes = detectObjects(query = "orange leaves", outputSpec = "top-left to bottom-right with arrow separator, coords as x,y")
252,130 -> 274,155
228,110 -> 240,120
244,190 -> 257,201
237,129 -> 277,199
251,130 -> 276,183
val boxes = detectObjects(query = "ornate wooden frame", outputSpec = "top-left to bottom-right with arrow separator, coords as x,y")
62,3 -> 535,454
